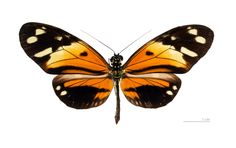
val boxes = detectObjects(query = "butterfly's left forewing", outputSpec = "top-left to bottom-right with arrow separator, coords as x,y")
19,22 -> 109,75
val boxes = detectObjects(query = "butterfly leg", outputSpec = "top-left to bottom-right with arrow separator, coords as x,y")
114,79 -> 120,124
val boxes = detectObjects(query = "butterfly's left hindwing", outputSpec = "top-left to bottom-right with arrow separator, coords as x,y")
19,22 -> 109,75
53,74 -> 113,109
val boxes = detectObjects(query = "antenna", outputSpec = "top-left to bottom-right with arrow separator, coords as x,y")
119,30 -> 151,54
80,30 -> 116,54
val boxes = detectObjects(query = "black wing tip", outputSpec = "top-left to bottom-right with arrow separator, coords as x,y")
173,24 -> 214,52
19,22 -> 44,42
181,24 -> 214,38
20,22 -> 41,33
21,22 -> 47,27
189,24 -> 214,52
19,22 -> 60,34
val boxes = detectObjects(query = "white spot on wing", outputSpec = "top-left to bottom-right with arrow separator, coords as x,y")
65,35 -> 70,38
60,90 -> 67,96
27,36 -> 38,44
57,46 -> 63,51
173,85 -> 177,90
34,47 -> 53,58
41,26 -> 46,29
171,36 -> 176,40
94,101 -> 99,106
36,29 -> 46,35
187,26 -> 192,30
180,47 -> 198,57
162,34 -> 169,38
188,29 -> 198,35
56,86 -> 61,91
170,45 -> 176,50
55,36 -> 63,41
166,90 -> 173,96
195,36 -> 206,44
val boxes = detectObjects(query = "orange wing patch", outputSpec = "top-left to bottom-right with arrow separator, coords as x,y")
120,73 -> 181,108
123,41 -> 188,74
53,74 -> 113,109
45,41 -> 109,75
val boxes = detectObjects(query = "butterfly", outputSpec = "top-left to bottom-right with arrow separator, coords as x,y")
19,22 -> 214,124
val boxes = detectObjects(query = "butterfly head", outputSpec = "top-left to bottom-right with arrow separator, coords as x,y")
110,54 -> 123,66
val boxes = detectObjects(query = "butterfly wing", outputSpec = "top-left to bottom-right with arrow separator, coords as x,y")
121,73 -> 181,108
53,74 -> 113,109
123,25 -> 214,74
121,25 -> 213,108
19,22 -> 110,75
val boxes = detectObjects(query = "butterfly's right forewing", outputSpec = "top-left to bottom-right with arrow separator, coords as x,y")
123,25 -> 214,74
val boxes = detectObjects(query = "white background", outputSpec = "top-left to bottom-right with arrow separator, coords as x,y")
0,0 -> 235,147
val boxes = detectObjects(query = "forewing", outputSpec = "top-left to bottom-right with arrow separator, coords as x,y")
53,74 -> 113,109
120,73 -> 181,108
123,25 -> 214,74
19,22 -> 109,75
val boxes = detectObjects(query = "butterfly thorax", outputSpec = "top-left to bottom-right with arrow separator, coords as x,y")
110,54 -> 123,79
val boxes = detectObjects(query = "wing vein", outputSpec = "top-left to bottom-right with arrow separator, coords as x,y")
67,79 -> 89,87
123,41 -> 156,68
144,78 -> 166,87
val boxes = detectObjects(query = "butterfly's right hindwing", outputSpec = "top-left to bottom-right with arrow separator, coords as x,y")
121,73 -> 181,108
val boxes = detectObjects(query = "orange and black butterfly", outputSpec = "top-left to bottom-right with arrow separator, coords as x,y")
19,22 -> 214,124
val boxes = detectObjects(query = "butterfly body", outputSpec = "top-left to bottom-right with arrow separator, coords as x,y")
19,22 -> 214,124
110,54 -> 124,78
109,54 -> 124,123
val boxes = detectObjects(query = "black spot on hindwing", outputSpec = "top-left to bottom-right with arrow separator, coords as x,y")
123,76 -> 181,108
124,85 -> 173,108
